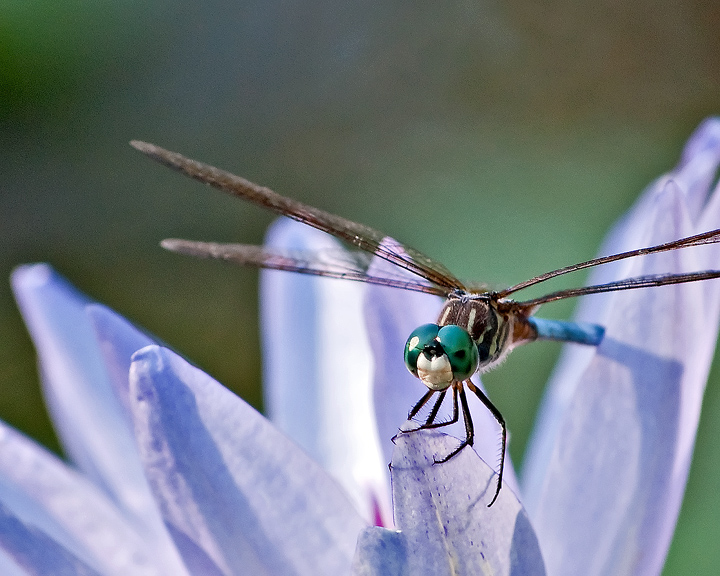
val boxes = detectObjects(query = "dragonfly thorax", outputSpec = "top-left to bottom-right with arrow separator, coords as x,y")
437,293 -> 513,369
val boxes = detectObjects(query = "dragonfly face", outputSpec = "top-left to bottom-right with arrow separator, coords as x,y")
131,139 -> 720,507
404,322 -> 479,391
404,291 -> 523,390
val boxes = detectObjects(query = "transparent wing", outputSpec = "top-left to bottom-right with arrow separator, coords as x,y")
498,227 -> 720,297
515,269 -> 720,308
132,141 -> 463,293
161,238 -> 449,295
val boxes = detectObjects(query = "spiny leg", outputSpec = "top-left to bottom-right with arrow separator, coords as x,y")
406,382 -> 506,507
420,385 -> 459,430
434,385 -> 474,464
467,380 -> 506,507
407,389 -> 434,420
403,390 -> 449,434
395,389 -> 436,440
423,390 -> 447,427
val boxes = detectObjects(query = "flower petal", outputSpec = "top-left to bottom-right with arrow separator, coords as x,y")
523,118 -> 720,576
86,304 -> 196,574
86,304 -> 155,417
129,344 -> 367,576
675,117 -> 720,222
362,241 -> 443,464
352,429 -> 545,575
261,217 -> 390,525
0,420 -> 171,575
11,266 -> 150,515
12,265 -> 190,574
0,502 -> 100,576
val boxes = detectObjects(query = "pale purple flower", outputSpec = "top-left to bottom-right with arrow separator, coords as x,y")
1,118 -> 719,575
3,264 -> 538,575
262,117 -> 720,575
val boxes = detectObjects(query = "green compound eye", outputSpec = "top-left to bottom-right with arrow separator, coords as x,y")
404,323 -> 478,382
437,325 -> 479,380
404,323 -> 440,376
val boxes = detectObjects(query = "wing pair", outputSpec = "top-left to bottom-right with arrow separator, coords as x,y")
131,141 -> 720,305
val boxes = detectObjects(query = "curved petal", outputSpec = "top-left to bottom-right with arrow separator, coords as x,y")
86,304 -> 195,575
11,266 -> 143,509
0,420 -> 171,575
352,429 -> 545,575
129,344 -> 367,576
11,264 -> 135,499
524,120 -> 720,497
12,265 -> 189,575
674,117 -> 720,221
523,119 -> 720,576
0,502 -> 100,576
362,241 -> 443,463
86,304 -> 155,417
260,218 -> 389,525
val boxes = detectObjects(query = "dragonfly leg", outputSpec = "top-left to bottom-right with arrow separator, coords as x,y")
395,389 -> 436,440
402,389 -> 450,434
423,389 -> 448,427
419,386 -> 459,430
434,385 -> 473,465
466,380 -> 506,507
407,389 -> 434,420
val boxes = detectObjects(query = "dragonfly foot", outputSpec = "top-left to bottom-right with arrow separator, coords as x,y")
433,440 -> 469,465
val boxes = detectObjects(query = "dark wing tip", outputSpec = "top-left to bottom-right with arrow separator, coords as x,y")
130,141 -> 175,166
160,238 -> 213,258
160,238 -> 183,252
130,141 -> 191,174
129,140 -> 156,153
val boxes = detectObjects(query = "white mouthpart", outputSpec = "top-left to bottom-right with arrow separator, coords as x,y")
416,353 -> 453,391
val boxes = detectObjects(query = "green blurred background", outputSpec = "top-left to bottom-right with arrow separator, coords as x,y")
1,1 -> 719,572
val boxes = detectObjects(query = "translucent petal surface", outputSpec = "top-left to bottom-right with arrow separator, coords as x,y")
352,429 -> 545,576
0,420 -> 165,575
11,266 -> 148,516
523,118 -> 720,576
86,304 -> 155,418
261,218 -> 390,525
11,265 -> 138,505
12,265 -> 189,575
0,502 -> 100,576
87,304 -> 195,575
129,344 -> 367,576
362,241 -> 444,463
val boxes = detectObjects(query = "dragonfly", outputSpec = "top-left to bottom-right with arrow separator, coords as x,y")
131,140 -> 720,506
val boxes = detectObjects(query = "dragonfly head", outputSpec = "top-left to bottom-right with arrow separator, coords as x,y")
404,323 -> 479,390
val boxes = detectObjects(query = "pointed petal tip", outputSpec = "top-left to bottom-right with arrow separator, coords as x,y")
85,303 -> 156,347
131,343 -> 163,364
681,117 -> 720,163
10,263 -> 53,290
388,429 -> 545,574
264,214 -> 334,248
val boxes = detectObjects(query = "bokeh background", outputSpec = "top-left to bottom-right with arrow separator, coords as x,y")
1,1 -> 719,572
